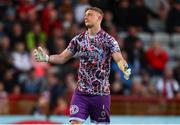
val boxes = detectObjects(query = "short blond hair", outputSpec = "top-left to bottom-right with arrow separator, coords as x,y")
85,7 -> 104,18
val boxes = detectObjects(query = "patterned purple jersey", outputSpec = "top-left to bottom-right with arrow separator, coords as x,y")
67,29 -> 120,95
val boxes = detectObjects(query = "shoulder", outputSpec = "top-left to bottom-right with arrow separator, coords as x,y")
100,30 -> 116,43
101,30 -> 111,39
73,31 -> 86,41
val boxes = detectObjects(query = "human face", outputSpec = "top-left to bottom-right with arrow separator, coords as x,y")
84,10 -> 101,28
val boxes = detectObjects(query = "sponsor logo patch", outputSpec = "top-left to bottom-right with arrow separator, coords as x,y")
101,111 -> 106,117
70,105 -> 79,115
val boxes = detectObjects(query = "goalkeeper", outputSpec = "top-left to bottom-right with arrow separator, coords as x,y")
33,7 -> 131,124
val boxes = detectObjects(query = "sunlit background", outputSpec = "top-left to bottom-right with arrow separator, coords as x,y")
0,0 -> 180,124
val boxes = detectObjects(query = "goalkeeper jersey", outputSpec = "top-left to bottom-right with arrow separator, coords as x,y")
67,29 -> 120,95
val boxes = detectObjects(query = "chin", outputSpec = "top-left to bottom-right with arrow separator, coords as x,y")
85,24 -> 93,28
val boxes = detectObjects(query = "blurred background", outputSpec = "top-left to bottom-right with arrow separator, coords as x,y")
0,0 -> 180,124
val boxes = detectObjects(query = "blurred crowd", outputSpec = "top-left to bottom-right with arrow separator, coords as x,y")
0,0 -> 180,115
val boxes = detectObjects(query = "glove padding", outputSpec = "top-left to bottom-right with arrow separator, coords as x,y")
33,46 -> 49,62
123,66 -> 131,80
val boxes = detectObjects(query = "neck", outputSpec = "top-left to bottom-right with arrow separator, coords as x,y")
88,25 -> 101,36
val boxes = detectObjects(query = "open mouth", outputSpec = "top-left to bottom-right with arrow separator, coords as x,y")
85,19 -> 88,23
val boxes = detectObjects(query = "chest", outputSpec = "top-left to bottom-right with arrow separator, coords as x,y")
77,37 -> 109,61
79,36 -> 108,54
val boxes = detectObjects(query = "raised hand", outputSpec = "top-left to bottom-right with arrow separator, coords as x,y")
33,46 -> 49,62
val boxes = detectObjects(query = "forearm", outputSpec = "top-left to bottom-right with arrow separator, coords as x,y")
112,52 -> 129,73
48,49 -> 73,64
48,54 -> 65,64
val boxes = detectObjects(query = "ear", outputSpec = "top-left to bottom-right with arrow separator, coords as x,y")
98,15 -> 103,21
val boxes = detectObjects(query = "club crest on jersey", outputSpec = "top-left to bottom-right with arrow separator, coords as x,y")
70,105 -> 79,115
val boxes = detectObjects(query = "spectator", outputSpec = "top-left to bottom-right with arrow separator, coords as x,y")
141,70 -> 157,96
111,80 -> 124,95
3,3 -> 16,35
27,6 -> 38,25
146,41 -> 169,76
11,42 -> 32,72
131,76 -> 147,96
47,69 -> 66,111
148,1 -> 169,19
113,0 -> 131,31
17,0 -> 35,16
63,23 -> 79,46
102,11 -> 114,31
54,37 -> 66,54
26,23 -> 47,51
17,0 -> 35,34
46,36 -> 65,55
41,2 -> 61,35
141,70 -> 151,86
59,0 -> 73,14
53,97 -> 69,115
46,28 -> 63,55
74,0 -> 90,25
3,69 -> 17,93
156,67 -> 180,98
0,22 -> 4,39
12,84 -> 21,96
124,26 -> 142,66
173,59 -> 180,84
166,0 -> 180,33
145,0 -> 170,32
10,22 -> 25,48
0,36 -> 12,80
144,0 -> 170,14
62,12 -> 74,33
130,0 -> 159,32
21,68 -> 46,94
31,92 -> 49,115
132,39 -> 146,74
41,1 -> 55,34
124,26 -> 140,50
0,82 -> 9,115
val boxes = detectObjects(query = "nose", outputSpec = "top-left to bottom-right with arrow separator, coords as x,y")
84,14 -> 89,19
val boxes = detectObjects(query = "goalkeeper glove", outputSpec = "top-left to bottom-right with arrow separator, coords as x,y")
123,66 -> 131,80
33,46 -> 49,62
